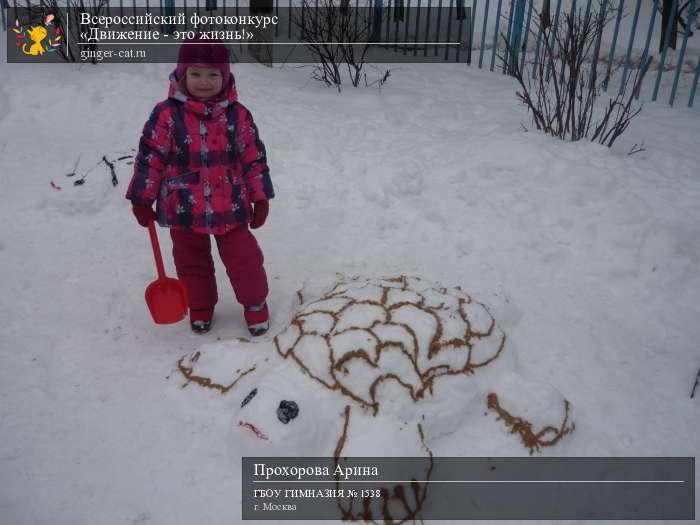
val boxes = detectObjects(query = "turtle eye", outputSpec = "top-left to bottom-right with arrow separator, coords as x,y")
277,400 -> 299,424
241,388 -> 257,408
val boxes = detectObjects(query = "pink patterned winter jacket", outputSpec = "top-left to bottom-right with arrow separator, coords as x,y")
126,71 -> 274,235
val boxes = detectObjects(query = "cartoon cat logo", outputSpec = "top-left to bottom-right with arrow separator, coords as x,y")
13,14 -> 62,57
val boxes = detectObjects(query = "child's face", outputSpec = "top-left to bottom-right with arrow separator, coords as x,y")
185,66 -> 224,100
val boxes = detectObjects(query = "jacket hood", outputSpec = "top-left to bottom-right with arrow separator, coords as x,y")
167,69 -> 239,119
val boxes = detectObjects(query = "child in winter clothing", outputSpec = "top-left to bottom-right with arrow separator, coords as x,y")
126,36 -> 274,335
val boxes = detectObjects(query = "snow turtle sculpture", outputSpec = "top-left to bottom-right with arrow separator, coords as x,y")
177,276 -> 574,522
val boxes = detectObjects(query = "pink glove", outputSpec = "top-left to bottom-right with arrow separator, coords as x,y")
250,201 -> 269,229
132,203 -> 156,227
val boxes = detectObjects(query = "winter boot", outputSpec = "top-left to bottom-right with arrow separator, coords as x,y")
244,302 -> 269,336
190,307 -> 214,334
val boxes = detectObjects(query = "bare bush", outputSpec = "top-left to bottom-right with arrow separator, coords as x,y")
501,2 -> 649,148
292,0 -> 389,90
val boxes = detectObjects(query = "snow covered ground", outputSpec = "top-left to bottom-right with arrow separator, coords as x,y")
1,28 -> 699,525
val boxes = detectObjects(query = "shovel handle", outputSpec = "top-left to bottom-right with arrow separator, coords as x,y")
147,219 -> 167,281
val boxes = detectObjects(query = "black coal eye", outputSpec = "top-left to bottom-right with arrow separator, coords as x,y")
241,388 -> 257,408
277,400 -> 299,424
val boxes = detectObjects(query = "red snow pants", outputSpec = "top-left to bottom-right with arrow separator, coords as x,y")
170,227 -> 268,313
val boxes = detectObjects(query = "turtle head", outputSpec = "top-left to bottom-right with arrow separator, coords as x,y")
232,364 -> 337,457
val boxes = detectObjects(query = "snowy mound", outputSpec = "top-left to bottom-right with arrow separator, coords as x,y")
274,275 -> 508,415
178,276 -> 574,459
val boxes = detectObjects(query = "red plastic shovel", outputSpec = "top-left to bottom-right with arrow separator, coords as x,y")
145,220 -> 188,324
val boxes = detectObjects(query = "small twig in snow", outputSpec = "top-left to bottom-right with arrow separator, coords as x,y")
66,153 -> 82,177
628,141 -> 646,155
102,155 -> 119,186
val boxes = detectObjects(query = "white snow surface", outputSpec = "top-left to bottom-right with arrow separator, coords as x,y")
1,35 -> 699,525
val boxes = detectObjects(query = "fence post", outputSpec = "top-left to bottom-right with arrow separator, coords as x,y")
385,0 -> 391,47
636,0 -> 658,99
653,0 -> 678,101
423,0 -> 431,56
371,0 -> 383,42
558,0 -> 576,84
403,0 -> 411,55
503,0 -> 515,73
544,0 -> 562,81
395,0 -> 402,52
444,0 -> 453,60
519,0 -> 534,73
582,0 -> 592,23
164,0 -> 174,33
469,0 -> 476,65
275,0 -> 279,38
413,0 -> 421,56
478,0 -> 489,68
660,0 -> 678,52
508,0 -> 526,74
434,0 -> 443,56
689,55 -> 700,107
619,0 -> 642,95
489,0 -> 503,71
455,0 -> 465,62
532,0 -> 547,80
589,0 -> 609,88
670,0 -> 695,106
602,0 -> 624,92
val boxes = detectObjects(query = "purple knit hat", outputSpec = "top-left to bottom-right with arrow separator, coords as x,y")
175,36 -> 231,88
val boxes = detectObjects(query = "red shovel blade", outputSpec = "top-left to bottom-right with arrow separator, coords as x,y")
145,220 -> 188,325
145,277 -> 188,324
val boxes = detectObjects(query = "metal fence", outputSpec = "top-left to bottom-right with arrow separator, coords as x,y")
3,0 -> 700,108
